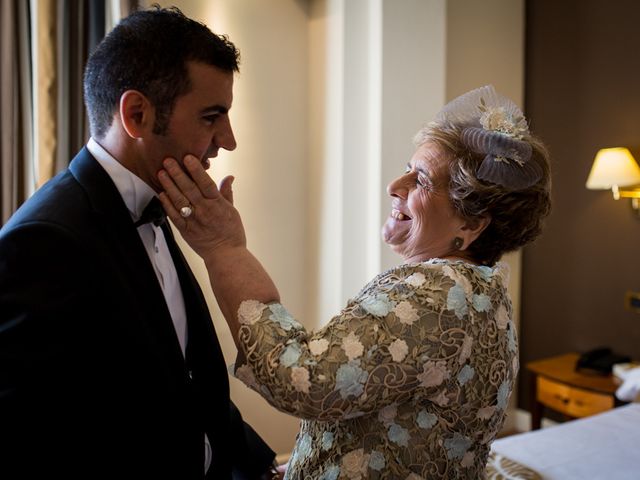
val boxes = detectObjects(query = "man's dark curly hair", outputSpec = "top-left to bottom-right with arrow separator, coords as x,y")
83,6 -> 240,139
414,124 -> 552,266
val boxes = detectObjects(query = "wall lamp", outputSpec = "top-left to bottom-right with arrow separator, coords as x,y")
586,147 -> 640,215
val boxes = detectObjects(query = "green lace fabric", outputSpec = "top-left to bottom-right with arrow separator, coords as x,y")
234,259 -> 518,479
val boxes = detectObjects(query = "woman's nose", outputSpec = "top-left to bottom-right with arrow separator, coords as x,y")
387,174 -> 408,199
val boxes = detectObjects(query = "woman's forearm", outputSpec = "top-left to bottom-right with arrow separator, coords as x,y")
202,246 -> 280,347
155,156 -> 280,346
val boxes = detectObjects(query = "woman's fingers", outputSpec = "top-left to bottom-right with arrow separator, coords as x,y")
158,191 -> 184,227
157,168 -> 190,229
161,154 -> 223,207
158,154 -> 233,228
219,176 -> 235,205
158,163 -> 195,216
183,155 -> 221,200
160,157 -> 199,209
157,155 -> 247,256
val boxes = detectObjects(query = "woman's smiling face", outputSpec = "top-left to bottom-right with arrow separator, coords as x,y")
382,141 -> 466,263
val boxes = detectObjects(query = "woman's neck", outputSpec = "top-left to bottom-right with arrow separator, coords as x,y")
405,253 -> 479,265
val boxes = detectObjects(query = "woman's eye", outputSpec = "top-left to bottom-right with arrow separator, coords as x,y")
404,167 -> 428,188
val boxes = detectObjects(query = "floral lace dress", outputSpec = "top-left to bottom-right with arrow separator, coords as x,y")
234,259 -> 518,479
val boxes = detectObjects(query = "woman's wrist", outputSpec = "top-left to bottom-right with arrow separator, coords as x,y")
201,244 -> 248,267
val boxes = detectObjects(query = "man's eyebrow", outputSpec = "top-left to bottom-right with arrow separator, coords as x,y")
200,105 -> 228,115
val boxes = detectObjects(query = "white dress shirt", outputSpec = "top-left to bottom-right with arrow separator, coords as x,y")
86,138 -> 212,473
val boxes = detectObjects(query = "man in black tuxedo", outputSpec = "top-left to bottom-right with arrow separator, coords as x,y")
0,7 -> 277,479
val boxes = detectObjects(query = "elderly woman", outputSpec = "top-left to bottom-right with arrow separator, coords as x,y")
158,86 -> 551,479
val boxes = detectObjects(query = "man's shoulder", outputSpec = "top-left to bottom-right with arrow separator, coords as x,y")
1,168 -> 86,233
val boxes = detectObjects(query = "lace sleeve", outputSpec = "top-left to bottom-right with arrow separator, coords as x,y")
233,262 -> 509,422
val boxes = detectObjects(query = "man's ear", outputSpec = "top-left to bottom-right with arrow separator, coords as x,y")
458,215 -> 491,250
119,90 -> 154,139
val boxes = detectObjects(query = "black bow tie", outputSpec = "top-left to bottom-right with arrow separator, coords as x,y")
134,197 -> 166,227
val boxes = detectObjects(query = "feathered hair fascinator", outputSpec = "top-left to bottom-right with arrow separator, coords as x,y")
434,85 -> 541,190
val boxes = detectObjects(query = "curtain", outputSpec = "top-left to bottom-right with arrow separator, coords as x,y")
37,0 -> 58,187
54,0 -> 106,181
0,0 -> 33,224
0,0 -> 138,225
37,0 -> 107,187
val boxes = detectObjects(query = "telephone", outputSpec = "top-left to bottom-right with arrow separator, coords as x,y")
575,347 -> 631,375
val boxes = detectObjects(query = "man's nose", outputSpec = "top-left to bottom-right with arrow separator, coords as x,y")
217,116 -> 237,151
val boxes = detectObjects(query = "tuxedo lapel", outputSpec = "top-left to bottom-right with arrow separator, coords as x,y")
160,216 -> 234,476
68,148 -> 186,370
68,147 -> 228,381
160,222 -> 228,386
69,148 -> 233,473
160,222 -> 202,365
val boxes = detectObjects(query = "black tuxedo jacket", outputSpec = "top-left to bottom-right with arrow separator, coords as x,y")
0,148 -> 274,479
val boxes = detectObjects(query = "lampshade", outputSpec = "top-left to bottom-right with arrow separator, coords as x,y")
586,147 -> 640,190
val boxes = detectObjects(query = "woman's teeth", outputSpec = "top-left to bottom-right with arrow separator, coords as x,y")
391,209 -> 409,220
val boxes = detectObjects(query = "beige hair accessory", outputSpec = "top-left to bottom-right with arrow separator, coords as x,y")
434,85 -> 542,190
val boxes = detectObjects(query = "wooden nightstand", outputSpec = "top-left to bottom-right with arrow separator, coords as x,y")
526,353 -> 626,430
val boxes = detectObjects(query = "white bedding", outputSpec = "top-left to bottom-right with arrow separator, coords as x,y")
490,403 -> 640,479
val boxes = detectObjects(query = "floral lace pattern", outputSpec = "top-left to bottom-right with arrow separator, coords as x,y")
234,259 -> 518,479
